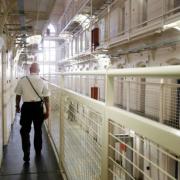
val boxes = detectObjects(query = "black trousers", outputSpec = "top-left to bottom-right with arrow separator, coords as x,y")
20,101 -> 44,155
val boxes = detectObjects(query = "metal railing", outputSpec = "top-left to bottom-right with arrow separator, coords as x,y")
47,65 -> 180,180
64,74 -> 105,101
60,0 -> 90,32
47,84 -> 61,155
97,0 -> 180,46
108,120 -> 180,180
63,97 -> 103,180
58,0 -> 180,63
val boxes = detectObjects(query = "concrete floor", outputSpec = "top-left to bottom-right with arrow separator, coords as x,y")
0,115 -> 63,180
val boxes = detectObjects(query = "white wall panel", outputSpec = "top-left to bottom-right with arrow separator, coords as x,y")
85,29 -> 90,50
147,0 -> 162,25
0,49 -> 3,167
131,0 -> 141,29
99,18 -> 106,44
124,0 -> 130,31
119,6 -> 125,34
110,7 -> 120,38
2,51 -> 12,145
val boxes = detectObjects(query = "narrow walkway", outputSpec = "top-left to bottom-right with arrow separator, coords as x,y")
0,114 -> 63,180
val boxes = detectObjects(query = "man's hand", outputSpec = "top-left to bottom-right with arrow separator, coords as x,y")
16,105 -> 20,113
16,95 -> 21,113
43,112 -> 49,120
44,96 -> 50,120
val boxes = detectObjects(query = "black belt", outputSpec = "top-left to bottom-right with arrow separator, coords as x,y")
23,101 -> 41,104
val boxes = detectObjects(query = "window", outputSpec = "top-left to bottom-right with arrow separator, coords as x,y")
37,24 -> 57,75
46,24 -> 56,36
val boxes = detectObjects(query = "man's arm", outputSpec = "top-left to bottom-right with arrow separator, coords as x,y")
44,96 -> 50,119
16,95 -> 21,113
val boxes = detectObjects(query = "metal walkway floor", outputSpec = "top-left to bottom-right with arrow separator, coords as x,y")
0,115 -> 63,180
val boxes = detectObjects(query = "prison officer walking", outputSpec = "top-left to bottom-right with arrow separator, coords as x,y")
15,63 -> 50,163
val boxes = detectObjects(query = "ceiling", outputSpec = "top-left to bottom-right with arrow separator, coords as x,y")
0,0 -> 114,45
0,0 -> 64,47
59,0 -> 114,35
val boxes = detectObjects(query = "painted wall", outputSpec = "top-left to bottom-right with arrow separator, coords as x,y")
0,41 -> 3,167
2,49 -> 16,146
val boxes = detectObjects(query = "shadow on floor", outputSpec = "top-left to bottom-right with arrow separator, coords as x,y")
0,113 -> 63,180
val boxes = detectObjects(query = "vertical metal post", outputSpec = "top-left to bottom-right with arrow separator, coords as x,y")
42,41 -> 44,76
162,0 -> 165,26
48,40 -> 50,81
128,0 -> 131,39
126,79 -> 130,111
107,6 -> 110,42
80,75 -> 82,94
0,46 -> 4,166
2,48 -> 7,145
59,74 -> 65,169
101,73 -> 114,180
106,74 -> 114,106
159,79 -> 164,123
90,0 -> 92,52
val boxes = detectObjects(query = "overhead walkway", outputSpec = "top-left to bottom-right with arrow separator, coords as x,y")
0,114 -> 63,180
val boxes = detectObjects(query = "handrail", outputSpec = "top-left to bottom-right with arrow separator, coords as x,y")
58,0 -> 180,64
107,65 -> 180,77
61,65 -> 180,77
63,70 -> 106,75
48,79 -> 180,157
60,0 -> 90,33
47,68 -> 180,180
107,106 -> 180,156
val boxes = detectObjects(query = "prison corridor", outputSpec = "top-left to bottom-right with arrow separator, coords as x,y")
0,114 -> 63,180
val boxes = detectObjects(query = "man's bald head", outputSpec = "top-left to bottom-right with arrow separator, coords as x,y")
30,63 -> 40,74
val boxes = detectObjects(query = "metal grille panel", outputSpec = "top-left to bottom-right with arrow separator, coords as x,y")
114,78 -> 180,129
108,120 -> 180,180
64,75 -> 105,101
63,96 -> 103,180
163,83 -> 180,129
49,84 -> 61,154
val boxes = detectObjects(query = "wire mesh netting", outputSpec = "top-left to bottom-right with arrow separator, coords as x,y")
108,120 -> 180,180
64,75 -> 105,101
48,84 -> 61,154
63,96 -> 103,180
114,78 -> 180,129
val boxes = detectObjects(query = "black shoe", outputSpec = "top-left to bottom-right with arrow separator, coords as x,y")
23,161 -> 30,168
23,153 -> 30,162
35,150 -> 41,156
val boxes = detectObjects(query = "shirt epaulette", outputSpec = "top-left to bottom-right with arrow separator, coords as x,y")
20,76 -> 26,79
40,77 -> 47,81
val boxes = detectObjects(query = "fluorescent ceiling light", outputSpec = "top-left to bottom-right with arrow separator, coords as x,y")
174,26 -> 180,31
102,49 -> 108,52
14,49 -> 23,63
26,35 -> 42,45
59,32 -> 73,39
163,20 -> 180,31
73,14 -> 91,29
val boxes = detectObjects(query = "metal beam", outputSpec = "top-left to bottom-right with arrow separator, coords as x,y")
17,0 -> 25,31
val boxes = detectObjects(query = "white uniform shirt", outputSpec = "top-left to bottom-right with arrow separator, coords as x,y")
14,74 -> 50,102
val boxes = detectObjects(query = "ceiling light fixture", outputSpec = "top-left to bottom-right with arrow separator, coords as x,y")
102,49 -> 108,52
26,35 -> 42,45
59,32 -> 73,39
163,20 -> 180,31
